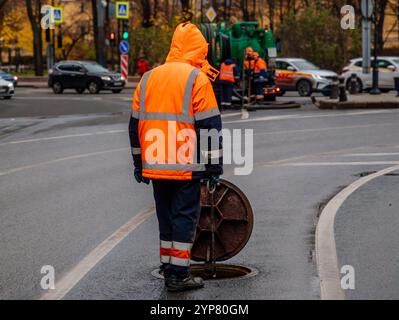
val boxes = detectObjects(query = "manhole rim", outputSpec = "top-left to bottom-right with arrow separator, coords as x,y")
151,263 -> 258,281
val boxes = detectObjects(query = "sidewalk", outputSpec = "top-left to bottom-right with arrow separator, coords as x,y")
17,76 -> 139,89
335,169 -> 399,299
318,92 -> 399,109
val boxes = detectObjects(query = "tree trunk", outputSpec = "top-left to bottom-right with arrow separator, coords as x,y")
25,0 -> 43,76
141,0 -> 152,27
0,0 -> 8,11
91,0 -> 100,62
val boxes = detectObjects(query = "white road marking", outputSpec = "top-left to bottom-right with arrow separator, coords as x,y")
270,161 -> 399,167
254,122 -> 398,137
241,109 -> 250,120
0,130 -> 125,146
224,109 -> 399,124
316,164 -> 399,300
15,97 -> 104,101
221,112 -> 242,119
338,152 -> 399,157
0,147 -> 128,177
0,112 -> 239,147
40,206 -> 156,300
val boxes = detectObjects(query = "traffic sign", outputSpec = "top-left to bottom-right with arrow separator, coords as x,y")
119,41 -> 129,54
52,7 -> 63,24
116,1 -> 130,19
206,6 -> 217,23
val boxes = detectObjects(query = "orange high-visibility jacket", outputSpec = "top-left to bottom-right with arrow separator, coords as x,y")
244,59 -> 255,70
129,23 -> 223,181
254,58 -> 268,73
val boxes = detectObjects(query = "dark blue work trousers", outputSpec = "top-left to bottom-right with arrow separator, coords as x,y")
152,179 -> 201,278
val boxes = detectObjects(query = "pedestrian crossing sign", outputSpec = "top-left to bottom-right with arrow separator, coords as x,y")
52,7 -> 63,24
116,1 -> 130,19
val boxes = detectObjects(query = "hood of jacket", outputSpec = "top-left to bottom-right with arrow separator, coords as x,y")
223,59 -> 235,65
166,22 -> 208,68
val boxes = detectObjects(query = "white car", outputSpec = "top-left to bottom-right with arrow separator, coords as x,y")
275,58 -> 338,96
341,56 -> 399,92
0,78 -> 14,99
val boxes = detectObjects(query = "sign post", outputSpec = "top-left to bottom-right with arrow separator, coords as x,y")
361,0 -> 373,74
120,54 -> 129,83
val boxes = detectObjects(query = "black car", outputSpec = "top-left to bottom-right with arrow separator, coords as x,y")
48,60 -> 126,94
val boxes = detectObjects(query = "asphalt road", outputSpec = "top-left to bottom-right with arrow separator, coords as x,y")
1,87 -> 399,300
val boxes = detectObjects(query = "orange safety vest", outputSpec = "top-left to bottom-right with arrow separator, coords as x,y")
254,58 -> 267,73
131,23 -> 220,181
219,63 -> 235,82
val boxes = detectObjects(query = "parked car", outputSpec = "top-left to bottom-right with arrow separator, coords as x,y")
48,60 -> 126,94
0,69 -> 18,87
275,58 -> 338,96
341,57 -> 399,92
0,78 -> 15,99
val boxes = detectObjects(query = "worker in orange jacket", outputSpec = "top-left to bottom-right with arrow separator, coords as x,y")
252,52 -> 269,101
219,58 -> 239,109
243,47 -> 254,71
129,22 -> 223,292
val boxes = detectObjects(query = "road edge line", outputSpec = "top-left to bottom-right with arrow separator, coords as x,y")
40,206 -> 155,300
315,164 -> 399,300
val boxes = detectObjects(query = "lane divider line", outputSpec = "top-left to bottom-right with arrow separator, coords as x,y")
40,206 -> 155,300
254,122 -> 398,137
0,147 -> 128,177
316,164 -> 399,300
224,109 -> 399,124
0,113 -> 237,147
269,161 -> 399,167
0,130 -> 125,146
338,152 -> 399,157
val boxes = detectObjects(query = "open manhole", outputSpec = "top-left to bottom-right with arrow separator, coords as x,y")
152,264 -> 258,281
151,179 -> 256,282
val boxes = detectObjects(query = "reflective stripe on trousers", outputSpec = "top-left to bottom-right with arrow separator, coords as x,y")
160,241 -> 192,267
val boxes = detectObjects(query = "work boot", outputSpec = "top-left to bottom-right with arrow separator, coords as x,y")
159,263 -> 169,277
165,274 -> 204,292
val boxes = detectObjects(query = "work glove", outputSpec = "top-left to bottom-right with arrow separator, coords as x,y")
134,167 -> 150,185
207,175 -> 220,190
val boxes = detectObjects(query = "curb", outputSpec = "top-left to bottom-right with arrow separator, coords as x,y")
17,83 -> 138,89
246,102 -> 301,111
318,100 -> 399,109
316,164 -> 399,300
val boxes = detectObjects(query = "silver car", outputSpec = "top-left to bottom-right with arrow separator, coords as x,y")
341,56 -> 399,92
0,78 -> 14,99
275,58 -> 338,96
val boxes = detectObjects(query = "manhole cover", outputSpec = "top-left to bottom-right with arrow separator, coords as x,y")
191,179 -> 254,262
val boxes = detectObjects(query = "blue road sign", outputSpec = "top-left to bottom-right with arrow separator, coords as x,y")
53,7 -> 63,24
116,2 -> 129,19
119,41 -> 130,54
